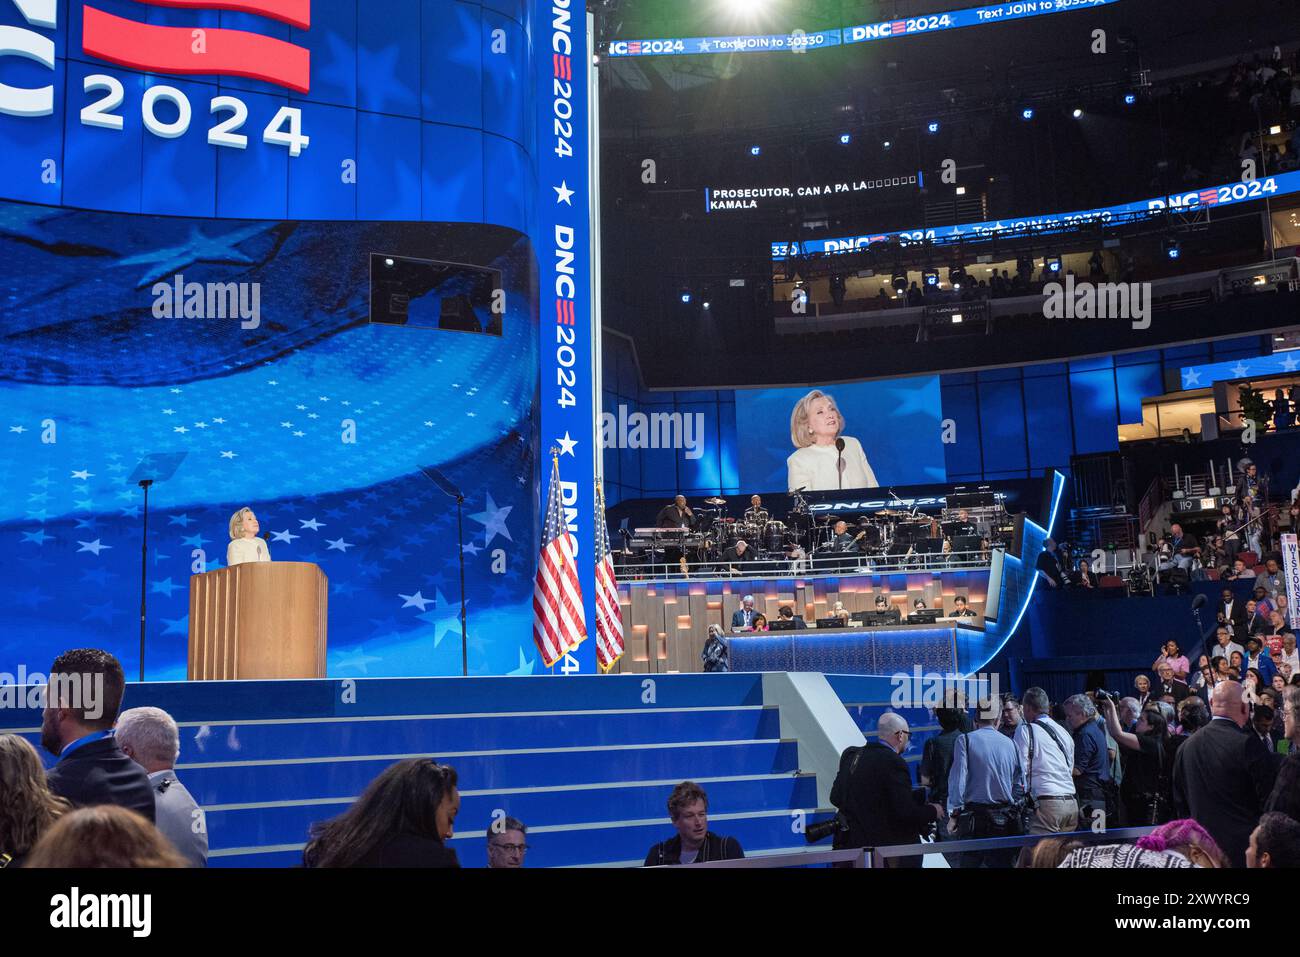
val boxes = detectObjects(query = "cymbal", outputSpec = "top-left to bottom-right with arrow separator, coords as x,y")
703,497 -> 727,505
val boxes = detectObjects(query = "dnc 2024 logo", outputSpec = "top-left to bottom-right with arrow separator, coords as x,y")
0,0 -> 311,155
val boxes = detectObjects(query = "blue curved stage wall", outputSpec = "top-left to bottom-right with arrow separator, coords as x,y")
0,1 -> 600,678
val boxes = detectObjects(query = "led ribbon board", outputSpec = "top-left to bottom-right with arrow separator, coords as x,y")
705,172 -> 923,212
606,0 -> 1121,58
771,172 -> 1299,260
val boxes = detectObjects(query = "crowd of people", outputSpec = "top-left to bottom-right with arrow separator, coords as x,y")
0,647 -> 742,869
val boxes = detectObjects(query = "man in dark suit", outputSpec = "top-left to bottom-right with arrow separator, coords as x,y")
1220,588 -> 1247,633
1171,681 -> 1275,867
730,595 -> 757,631
775,606 -> 807,629
833,713 -> 943,867
1154,662 -> 1190,704
41,648 -> 154,822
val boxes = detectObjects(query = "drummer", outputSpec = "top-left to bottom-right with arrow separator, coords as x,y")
744,495 -> 769,527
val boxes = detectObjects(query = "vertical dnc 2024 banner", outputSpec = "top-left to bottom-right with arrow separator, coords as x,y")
0,0 -> 599,676
534,0 -> 597,673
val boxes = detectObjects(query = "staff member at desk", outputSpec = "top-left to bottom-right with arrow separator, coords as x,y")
731,596 -> 758,631
786,390 -> 879,492
951,596 -> 977,618
873,595 -> 901,622
227,507 -> 271,566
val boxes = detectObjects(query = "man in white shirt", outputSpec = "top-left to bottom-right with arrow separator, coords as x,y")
1209,626 -> 1245,667
1013,687 -> 1078,834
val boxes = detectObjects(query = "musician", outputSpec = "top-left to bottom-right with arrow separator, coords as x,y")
721,539 -> 754,572
786,390 -> 879,492
743,495 -> 769,527
830,520 -> 859,552
656,495 -> 694,529
951,596 -> 977,618
950,508 -> 977,537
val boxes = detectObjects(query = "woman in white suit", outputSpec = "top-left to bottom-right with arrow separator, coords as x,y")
786,390 -> 878,492
227,506 -> 271,566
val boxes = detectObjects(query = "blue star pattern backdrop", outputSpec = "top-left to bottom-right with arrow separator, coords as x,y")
0,199 -> 541,680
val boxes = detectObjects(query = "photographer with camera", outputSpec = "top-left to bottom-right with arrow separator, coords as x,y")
1098,696 -> 1175,826
946,708 -> 1024,868
1013,688 -> 1079,834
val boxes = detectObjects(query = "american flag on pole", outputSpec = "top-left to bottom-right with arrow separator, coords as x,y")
594,482 -> 625,672
533,454 -> 586,668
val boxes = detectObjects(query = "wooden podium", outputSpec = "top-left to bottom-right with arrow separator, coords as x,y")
188,562 -> 328,680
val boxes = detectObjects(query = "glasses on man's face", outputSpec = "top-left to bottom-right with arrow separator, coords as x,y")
491,843 -> 529,854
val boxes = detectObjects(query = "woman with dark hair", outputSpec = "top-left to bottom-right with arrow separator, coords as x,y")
25,805 -> 187,868
919,707 -> 967,820
0,734 -> 71,868
1099,699 -> 1175,826
751,613 -> 769,632
303,759 -> 460,868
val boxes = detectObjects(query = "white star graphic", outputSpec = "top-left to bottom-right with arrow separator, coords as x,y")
399,590 -> 433,611
554,181 -> 575,205
470,492 -> 514,546
9,426 -> 26,434
270,529 -> 300,543
77,539 -> 111,555
1231,362 -> 1250,377
1182,369 -> 1201,387
557,432 -> 578,457
325,538 -> 353,552
463,541 -> 482,556
299,518 -> 325,531
70,469 -> 93,480
220,451 -> 237,459
1280,353 -> 1298,372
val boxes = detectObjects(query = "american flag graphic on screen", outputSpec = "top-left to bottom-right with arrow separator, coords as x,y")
594,483 -> 625,673
532,456 -> 586,668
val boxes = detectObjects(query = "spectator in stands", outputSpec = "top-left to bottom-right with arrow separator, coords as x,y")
1264,686 -> 1300,822
1244,637 -> 1278,685
1209,626 -> 1245,667
1268,610 -> 1294,642
1063,695 -> 1113,824
1162,523 -> 1200,573
0,734 -> 71,868
1133,675 -> 1153,710
920,708 -> 965,820
751,613 -> 769,632
1073,559 -> 1095,589
486,816 -> 528,868
1220,588 -> 1247,632
1154,639 -> 1190,681
1245,599 -> 1271,637
41,649 -> 154,823
1230,650 -> 1245,678
1189,658 -> 1214,699
1134,819 -> 1229,868
1280,633 -> 1299,678
1118,697 -> 1141,732
1057,841 -> 1194,869
998,695 -> 1022,738
1211,656 -> 1231,682
1257,558 -> 1284,599
303,759 -> 460,868
1154,662 -> 1190,703
1176,697 -> 1210,743
1171,681 -> 1274,867
644,781 -> 743,865
1014,688 -> 1078,834
1036,539 -> 1065,589
946,707 -> 1023,868
1100,698 -> 1174,826
1246,812 -> 1300,868
1223,558 -> 1249,581
836,713 -> 942,867
116,707 -> 207,867
25,805 -> 188,869
1015,836 -> 1084,868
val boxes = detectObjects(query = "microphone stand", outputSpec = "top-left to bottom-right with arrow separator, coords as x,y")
138,479 -> 152,682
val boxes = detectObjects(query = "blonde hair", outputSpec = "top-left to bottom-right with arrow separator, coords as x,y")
228,507 -> 254,540
790,390 -> 843,448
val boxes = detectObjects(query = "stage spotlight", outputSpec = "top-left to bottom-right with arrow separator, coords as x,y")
1164,237 -> 1181,260
1124,93 -> 1136,105
750,145 -> 761,156
384,258 -> 395,267
892,268 -> 908,293
1269,125 -> 1283,135
882,139 -> 892,150
955,186 -> 966,195
839,133 -> 852,145
702,301 -> 711,310
927,121 -> 940,134
1072,108 -> 1083,118
1021,108 -> 1034,120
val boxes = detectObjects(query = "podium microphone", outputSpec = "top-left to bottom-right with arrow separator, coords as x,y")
835,437 -> 845,490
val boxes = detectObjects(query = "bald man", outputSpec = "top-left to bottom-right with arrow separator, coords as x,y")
1171,681 -> 1276,867
833,713 -> 943,868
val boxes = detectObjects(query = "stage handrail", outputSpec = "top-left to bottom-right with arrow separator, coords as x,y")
866,825 -> 1159,867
